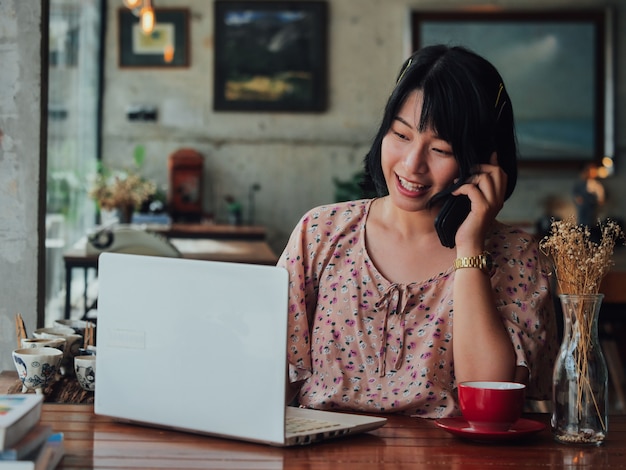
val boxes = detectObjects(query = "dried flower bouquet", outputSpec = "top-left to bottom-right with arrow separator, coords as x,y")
89,146 -> 156,221
540,218 -> 623,295
89,169 -> 156,213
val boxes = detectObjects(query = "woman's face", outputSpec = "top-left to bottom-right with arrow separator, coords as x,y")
381,90 -> 459,213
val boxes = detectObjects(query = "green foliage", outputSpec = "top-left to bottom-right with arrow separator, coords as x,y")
133,144 -> 146,168
333,171 -> 376,202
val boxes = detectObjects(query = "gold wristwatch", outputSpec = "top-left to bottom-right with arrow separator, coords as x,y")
453,252 -> 494,275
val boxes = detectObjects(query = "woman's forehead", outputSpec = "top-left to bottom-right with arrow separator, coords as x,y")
397,89 -> 444,135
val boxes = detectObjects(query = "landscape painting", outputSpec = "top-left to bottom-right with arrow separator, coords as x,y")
214,1 -> 328,112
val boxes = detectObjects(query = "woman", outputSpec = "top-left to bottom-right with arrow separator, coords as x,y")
278,45 -> 557,418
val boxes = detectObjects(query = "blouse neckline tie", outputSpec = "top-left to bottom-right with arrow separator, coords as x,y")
374,283 -> 417,377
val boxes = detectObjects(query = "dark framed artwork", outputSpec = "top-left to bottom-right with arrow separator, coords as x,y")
214,1 -> 328,112
119,8 -> 190,68
412,10 -> 614,170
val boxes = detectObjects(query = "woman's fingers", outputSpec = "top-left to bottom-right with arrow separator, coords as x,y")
452,153 -> 507,249
453,154 -> 507,222
471,154 -> 507,208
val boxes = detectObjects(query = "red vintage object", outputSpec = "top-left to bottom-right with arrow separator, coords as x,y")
168,148 -> 204,222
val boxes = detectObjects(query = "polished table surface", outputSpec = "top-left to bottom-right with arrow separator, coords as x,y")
31,405 -> 626,469
170,238 -> 278,264
1,372 -> 625,468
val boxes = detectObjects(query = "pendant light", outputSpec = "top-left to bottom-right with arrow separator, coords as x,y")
140,0 -> 155,35
123,0 -> 142,9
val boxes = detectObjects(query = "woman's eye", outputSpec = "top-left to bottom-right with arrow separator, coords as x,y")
393,131 -> 409,141
432,147 -> 453,156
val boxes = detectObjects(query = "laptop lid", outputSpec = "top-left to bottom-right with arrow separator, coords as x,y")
95,252 -> 289,445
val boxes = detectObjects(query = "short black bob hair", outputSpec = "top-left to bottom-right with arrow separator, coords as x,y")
363,44 -> 518,205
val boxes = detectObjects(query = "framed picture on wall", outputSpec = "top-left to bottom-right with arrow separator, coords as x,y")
119,8 -> 190,68
412,9 -> 614,170
214,1 -> 328,112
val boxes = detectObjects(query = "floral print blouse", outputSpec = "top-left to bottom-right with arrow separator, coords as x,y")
277,199 -> 557,418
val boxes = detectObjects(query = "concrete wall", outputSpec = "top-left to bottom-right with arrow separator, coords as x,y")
101,0 -> 626,256
0,1 -> 46,372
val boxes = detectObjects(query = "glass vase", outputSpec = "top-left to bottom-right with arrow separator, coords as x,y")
551,293 -> 608,446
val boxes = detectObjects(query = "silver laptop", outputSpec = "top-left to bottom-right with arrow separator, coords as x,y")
94,252 -> 386,446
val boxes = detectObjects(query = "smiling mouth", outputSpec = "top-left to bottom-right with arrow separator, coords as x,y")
398,175 -> 429,192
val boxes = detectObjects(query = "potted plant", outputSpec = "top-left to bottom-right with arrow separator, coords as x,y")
89,145 -> 156,223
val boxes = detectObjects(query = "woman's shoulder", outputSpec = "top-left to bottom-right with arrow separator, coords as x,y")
488,221 -> 541,252
491,220 -> 538,238
284,199 -> 373,263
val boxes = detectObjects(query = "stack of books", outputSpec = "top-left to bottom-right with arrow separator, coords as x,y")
0,395 -> 64,469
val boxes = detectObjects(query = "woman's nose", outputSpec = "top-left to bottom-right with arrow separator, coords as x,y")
403,144 -> 427,173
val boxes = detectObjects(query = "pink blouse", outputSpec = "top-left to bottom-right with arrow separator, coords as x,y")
278,199 -> 557,418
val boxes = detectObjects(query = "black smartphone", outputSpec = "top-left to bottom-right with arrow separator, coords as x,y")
434,195 -> 471,248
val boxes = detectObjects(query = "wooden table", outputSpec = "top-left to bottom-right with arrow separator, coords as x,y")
1,373 -> 625,468
170,238 -> 277,264
29,405 -> 626,468
62,238 -> 278,320
150,223 -> 267,240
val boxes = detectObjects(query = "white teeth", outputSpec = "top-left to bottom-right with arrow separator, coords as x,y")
399,176 -> 426,192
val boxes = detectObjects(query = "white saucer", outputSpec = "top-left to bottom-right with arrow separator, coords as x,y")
434,417 -> 546,442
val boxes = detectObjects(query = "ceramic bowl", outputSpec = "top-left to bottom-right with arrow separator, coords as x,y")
458,381 -> 526,432
20,337 -> 66,354
74,355 -> 96,392
33,327 -> 83,376
12,347 -> 63,394
33,326 -> 75,338
54,319 -> 95,337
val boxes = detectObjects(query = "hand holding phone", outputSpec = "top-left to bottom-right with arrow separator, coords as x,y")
434,195 -> 471,248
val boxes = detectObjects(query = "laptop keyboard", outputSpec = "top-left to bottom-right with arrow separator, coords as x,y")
286,416 -> 343,434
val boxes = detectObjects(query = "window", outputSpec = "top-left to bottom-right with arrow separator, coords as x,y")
46,0 -> 103,324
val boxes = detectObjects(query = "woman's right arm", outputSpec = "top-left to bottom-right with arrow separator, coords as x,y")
277,215 -> 317,404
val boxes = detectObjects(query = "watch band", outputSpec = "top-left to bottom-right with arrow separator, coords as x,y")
453,252 -> 493,275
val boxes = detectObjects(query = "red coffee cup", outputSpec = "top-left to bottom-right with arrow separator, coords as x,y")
458,381 -> 526,432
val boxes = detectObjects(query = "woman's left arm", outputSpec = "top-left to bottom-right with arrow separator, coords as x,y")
451,153 -> 523,384
452,263 -> 521,384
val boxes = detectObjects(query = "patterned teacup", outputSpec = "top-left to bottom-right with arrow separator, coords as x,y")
33,327 -> 82,376
20,337 -> 66,355
74,355 -> 96,392
12,347 -> 63,394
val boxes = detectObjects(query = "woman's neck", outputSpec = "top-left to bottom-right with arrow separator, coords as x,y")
373,196 -> 439,241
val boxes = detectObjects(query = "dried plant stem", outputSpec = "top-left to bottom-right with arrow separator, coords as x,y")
571,306 -> 605,431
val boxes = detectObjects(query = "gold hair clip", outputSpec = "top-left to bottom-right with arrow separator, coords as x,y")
496,100 -> 507,122
494,83 -> 507,122
495,83 -> 504,108
396,58 -> 412,84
